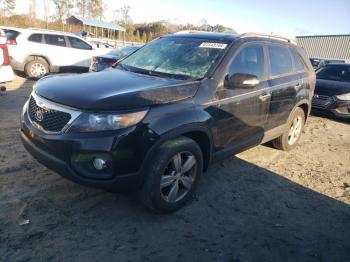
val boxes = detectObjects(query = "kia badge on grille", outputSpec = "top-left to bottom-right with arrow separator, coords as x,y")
35,110 -> 44,122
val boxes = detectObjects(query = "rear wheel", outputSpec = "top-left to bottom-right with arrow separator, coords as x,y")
140,136 -> 203,213
25,58 -> 49,79
272,107 -> 305,151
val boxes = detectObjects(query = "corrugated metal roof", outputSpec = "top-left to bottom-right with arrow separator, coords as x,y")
296,35 -> 350,61
70,16 -> 126,32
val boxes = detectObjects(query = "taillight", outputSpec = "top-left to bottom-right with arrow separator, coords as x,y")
0,44 -> 10,66
6,39 -> 17,45
91,56 -> 97,65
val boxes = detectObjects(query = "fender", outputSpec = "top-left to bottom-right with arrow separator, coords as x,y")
25,54 -> 52,65
140,122 -> 214,176
25,54 -> 59,73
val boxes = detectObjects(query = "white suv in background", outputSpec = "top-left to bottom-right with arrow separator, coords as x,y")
8,28 -> 109,78
0,36 -> 14,84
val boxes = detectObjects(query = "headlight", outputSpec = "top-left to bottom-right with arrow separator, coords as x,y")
69,109 -> 148,132
336,93 -> 350,101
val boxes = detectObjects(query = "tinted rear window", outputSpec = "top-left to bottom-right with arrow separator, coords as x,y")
44,34 -> 66,47
28,34 -> 42,43
291,49 -> 305,71
268,45 -> 293,76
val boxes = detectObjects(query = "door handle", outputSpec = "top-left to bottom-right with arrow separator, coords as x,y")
295,82 -> 302,88
259,92 -> 271,101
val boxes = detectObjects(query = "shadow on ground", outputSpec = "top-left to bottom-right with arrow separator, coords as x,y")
0,77 -> 349,262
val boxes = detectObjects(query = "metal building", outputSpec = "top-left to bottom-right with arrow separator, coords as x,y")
296,35 -> 350,62
66,16 -> 126,40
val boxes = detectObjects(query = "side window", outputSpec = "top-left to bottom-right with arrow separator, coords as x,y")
28,34 -> 42,43
229,45 -> 265,80
268,45 -> 293,76
44,34 -> 66,47
68,37 -> 92,50
291,49 -> 305,71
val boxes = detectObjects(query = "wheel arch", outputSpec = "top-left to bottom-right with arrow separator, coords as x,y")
295,99 -> 310,122
146,124 -> 214,173
25,54 -> 51,67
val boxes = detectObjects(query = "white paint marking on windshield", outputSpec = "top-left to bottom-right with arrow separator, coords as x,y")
199,42 -> 227,49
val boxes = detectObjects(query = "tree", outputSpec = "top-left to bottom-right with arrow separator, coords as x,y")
75,0 -> 88,17
141,31 -> 147,42
0,0 -> 15,16
135,30 -> 140,42
87,0 -> 104,20
28,0 -> 37,27
113,5 -> 132,25
212,24 -> 236,33
51,0 -> 73,26
147,31 -> 153,42
43,0 -> 50,29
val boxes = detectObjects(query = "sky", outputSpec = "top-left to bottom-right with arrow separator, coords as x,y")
14,0 -> 350,38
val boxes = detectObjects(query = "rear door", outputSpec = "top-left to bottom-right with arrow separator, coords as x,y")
43,34 -> 70,66
213,43 -> 271,152
265,44 -> 300,130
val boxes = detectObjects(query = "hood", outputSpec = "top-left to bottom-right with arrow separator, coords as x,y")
315,79 -> 350,96
35,69 -> 199,111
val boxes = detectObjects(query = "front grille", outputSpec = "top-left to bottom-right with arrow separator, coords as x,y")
312,95 -> 335,109
28,96 -> 71,132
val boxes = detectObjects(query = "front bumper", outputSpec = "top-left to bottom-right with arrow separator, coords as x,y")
20,110 -> 159,190
312,95 -> 350,118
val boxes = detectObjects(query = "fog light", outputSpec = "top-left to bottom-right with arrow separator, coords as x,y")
93,158 -> 107,170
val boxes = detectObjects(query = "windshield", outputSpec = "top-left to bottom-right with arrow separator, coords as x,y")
316,65 -> 350,82
119,37 -> 229,80
109,46 -> 139,57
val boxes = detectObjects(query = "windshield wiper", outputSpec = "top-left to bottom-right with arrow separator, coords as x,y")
116,63 -> 130,71
147,70 -> 165,78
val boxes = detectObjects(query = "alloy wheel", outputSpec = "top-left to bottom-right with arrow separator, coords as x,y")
160,151 -> 197,203
30,63 -> 47,78
288,115 -> 302,145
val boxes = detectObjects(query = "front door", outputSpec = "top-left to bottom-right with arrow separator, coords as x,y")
213,43 -> 271,153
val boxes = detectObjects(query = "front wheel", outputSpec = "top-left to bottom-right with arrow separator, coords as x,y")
272,107 -> 305,151
140,136 -> 203,213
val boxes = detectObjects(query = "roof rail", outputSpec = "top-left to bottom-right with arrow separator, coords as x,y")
240,32 -> 296,44
28,28 -> 74,35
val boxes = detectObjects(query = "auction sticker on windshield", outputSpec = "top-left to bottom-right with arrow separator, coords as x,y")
199,42 -> 227,49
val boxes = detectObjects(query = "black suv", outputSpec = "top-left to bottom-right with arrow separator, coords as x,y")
20,32 -> 315,212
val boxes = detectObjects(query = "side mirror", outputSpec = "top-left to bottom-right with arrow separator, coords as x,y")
225,73 -> 260,89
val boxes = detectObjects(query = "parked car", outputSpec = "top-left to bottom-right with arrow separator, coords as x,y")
89,40 -> 114,49
20,32 -> 315,213
312,63 -> 350,118
310,57 -> 345,70
0,36 -> 14,84
90,45 -> 142,72
7,28 -> 109,78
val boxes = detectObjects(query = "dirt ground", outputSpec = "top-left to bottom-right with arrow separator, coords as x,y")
1,76 -> 349,262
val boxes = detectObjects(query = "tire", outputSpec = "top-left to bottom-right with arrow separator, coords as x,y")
272,107 -> 305,151
140,136 -> 203,213
25,58 -> 49,79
